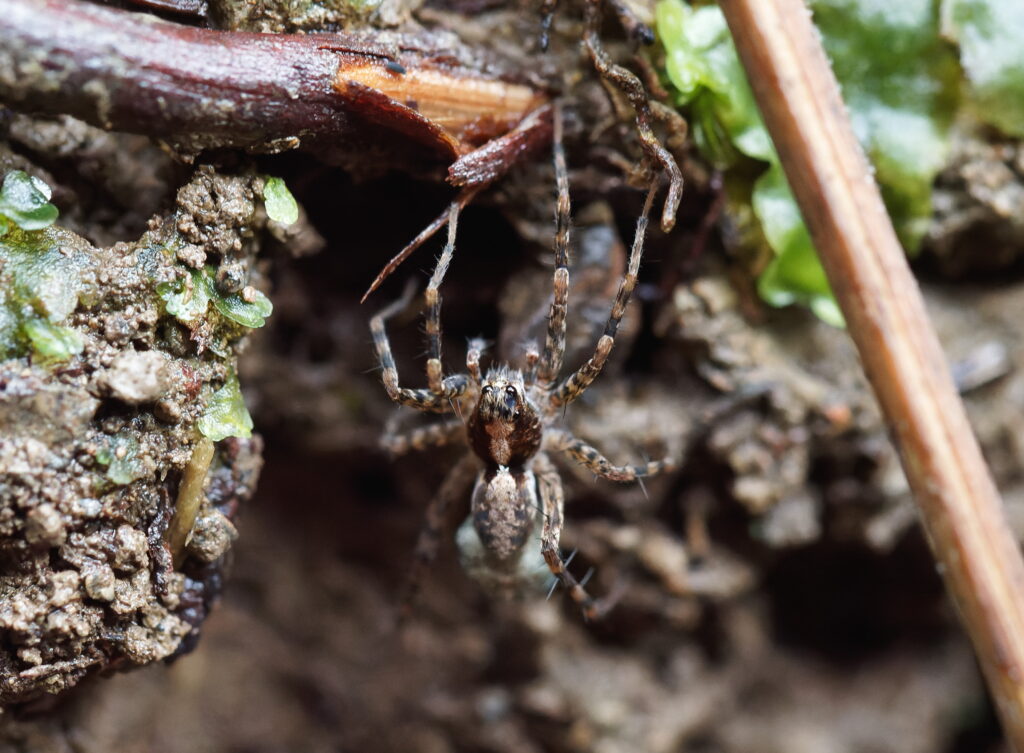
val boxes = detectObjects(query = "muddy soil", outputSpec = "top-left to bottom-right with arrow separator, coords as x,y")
2,2 -> 1024,751
1,139 -> 1018,749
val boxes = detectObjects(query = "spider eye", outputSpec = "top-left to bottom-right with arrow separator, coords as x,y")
505,386 -> 517,398
482,385 -> 492,395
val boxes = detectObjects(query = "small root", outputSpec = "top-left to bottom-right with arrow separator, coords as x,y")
167,437 -> 215,567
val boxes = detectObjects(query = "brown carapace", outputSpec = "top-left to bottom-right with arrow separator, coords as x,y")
370,108 -> 675,619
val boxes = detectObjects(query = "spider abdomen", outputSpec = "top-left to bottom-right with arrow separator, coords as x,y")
470,467 -> 537,565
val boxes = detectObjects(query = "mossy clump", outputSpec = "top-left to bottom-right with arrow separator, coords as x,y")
0,165 -> 272,706
158,265 -> 273,332
0,172 -> 92,362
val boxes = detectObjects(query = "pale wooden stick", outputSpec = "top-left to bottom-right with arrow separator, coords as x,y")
718,0 -> 1024,747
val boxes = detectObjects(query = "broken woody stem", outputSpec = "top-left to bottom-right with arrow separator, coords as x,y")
719,0 -> 1024,747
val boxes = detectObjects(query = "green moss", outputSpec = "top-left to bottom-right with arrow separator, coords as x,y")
942,0 -> 1024,137
0,171 -> 94,362
95,433 -> 146,485
211,285 -> 273,328
157,269 -> 211,324
22,318 -> 84,363
0,170 -> 59,234
262,177 -> 298,225
158,266 -> 272,330
0,223 -> 94,362
197,372 -> 254,441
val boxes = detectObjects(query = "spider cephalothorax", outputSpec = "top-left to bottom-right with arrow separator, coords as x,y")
469,368 -> 541,468
370,107 -> 675,619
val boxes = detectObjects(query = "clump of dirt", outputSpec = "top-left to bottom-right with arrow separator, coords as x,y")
0,141 -> 1013,751
0,149 -> 273,705
925,127 -> 1024,277
208,0 -> 420,32
0,5 -> 1020,751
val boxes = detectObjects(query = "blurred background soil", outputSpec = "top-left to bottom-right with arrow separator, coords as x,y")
4,2 -> 1024,751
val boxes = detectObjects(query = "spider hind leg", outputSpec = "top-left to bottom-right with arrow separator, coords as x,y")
535,452 -> 618,619
545,427 -> 675,482
400,453 -> 479,620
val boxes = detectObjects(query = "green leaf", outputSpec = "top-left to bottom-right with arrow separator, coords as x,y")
197,373 -> 254,441
0,171 -> 59,231
158,269 -> 210,324
97,433 -> 146,485
211,286 -> 273,328
263,176 -> 299,225
22,317 -> 84,362
656,0 -> 959,323
811,0 -> 959,251
0,225 -> 94,360
942,0 -> 1024,137
754,166 -> 845,327
1,226 -> 88,324
0,295 -> 17,358
158,266 -> 272,329
655,2 -> 774,165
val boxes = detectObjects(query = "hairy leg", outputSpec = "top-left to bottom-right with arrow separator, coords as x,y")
370,283 -> 467,413
466,337 -> 487,387
534,452 -> 609,619
583,0 -> 682,233
550,182 -> 655,408
544,427 -> 674,482
536,102 -> 572,389
362,187 -> 480,302
401,453 -> 479,619
425,204 -> 461,394
523,343 -> 540,387
381,420 -> 465,456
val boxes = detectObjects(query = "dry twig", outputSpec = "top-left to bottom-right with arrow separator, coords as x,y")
0,0 -> 546,173
719,0 -> 1024,747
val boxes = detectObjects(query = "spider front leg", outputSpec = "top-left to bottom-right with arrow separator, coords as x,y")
401,453 -> 479,619
466,337 -> 487,386
544,427 -> 675,482
536,102 -> 572,389
425,203 -> 463,395
371,292 -> 466,413
370,209 -> 469,414
550,182 -> 655,408
534,452 -> 612,620
583,0 -> 682,233
523,343 -> 540,387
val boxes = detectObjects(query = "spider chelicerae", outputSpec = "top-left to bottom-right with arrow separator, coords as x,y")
370,110 -> 675,619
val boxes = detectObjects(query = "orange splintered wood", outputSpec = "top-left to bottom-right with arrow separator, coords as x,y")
334,59 -> 548,156
718,0 -> 1024,748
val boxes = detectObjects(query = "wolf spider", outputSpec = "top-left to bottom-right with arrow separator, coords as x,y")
370,109 -> 675,619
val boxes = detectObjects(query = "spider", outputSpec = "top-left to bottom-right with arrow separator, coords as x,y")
370,106 -> 675,619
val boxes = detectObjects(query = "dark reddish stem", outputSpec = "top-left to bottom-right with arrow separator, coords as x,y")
0,0 -> 510,170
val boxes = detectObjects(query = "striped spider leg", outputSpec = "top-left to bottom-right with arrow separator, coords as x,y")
372,104 -> 675,619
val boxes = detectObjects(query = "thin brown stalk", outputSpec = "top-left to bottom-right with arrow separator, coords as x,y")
718,0 -> 1024,747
